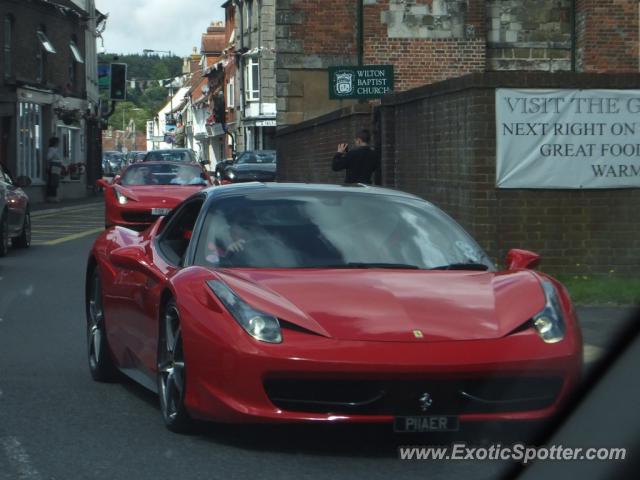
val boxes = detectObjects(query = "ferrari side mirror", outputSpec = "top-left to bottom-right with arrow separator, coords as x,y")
505,248 -> 541,270
109,245 -> 166,281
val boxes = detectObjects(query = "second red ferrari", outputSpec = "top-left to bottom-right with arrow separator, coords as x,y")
97,161 -> 213,230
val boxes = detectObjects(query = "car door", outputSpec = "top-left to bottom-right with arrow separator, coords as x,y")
131,196 -> 206,375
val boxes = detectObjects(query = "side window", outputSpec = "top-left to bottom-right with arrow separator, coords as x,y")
157,198 -> 204,266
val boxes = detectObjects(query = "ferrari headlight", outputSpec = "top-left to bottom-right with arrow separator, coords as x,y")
207,280 -> 282,343
532,280 -> 565,343
226,170 -> 235,180
114,189 -> 128,205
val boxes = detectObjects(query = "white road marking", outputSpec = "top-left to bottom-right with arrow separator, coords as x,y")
0,437 -> 43,480
583,344 -> 605,364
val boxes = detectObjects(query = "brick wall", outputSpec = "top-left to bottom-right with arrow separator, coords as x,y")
102,131 -> 147,153
363,0 -> 485,91
276,72 -> 640,276
286,0 -> 357,56
276,104 -> 373,184
575,0 -> 639,73
0,0 -> 87,97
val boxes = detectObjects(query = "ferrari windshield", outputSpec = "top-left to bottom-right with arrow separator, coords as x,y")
144,150 -> 196,163
195,190 -> 494,270
121,163 -> 207,186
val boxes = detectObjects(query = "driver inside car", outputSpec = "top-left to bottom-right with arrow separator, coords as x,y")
205,218 -> 251,265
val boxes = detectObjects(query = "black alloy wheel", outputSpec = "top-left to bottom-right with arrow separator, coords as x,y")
86,268 -> 117,381
12,211 -> 31,248
0,212 -> 9,257
157,299 -> 195,433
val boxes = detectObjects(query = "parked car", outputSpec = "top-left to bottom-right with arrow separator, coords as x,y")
143,148 -> 198,163
102,151 -> 126,176
213,157 -> 235,183
86,183 -> 582,433
219,150 -> 276,184
0,163 -> 31,256
96,161 -> 213,230
126,151 -> 147,165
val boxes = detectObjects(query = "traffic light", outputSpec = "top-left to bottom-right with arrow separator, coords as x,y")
110,63 -> 127,101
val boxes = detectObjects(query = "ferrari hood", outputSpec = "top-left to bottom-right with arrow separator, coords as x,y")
115,185 -> 204,205
216,269 -> 546,342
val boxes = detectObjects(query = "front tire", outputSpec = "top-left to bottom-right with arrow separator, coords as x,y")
157,299 -> 195,433
0,211 -> 9,257
12,211 -> 31,248
86,267 -> 117,381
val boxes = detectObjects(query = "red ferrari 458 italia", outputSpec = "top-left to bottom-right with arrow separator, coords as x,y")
86,183 -> 582,433
97,161 -> 213,230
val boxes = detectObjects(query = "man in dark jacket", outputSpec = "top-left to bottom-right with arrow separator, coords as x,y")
332,129 -> 380,184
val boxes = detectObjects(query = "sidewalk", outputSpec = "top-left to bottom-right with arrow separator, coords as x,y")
31,192 -> 104,216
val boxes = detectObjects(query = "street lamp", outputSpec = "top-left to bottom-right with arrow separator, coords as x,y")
122,106 -> 142,152
143,48 -> 177,148
122,106 -> 142,130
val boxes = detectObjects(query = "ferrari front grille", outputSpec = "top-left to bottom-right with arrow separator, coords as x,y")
121,211 -> 156,224
264,377 -> 564,415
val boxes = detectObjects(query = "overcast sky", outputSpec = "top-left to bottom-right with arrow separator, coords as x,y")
95,0 -> 225,56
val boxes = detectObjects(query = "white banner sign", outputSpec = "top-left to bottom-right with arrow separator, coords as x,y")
496,89 -> 640,188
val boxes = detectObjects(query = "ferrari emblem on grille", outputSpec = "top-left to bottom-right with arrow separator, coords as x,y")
413,330 -> 424,338
419,392 -> 433,411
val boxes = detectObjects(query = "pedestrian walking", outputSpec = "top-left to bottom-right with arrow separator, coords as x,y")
332,129 -> 380,184
46,137 -> 63,202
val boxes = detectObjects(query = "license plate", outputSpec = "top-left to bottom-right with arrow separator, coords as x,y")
394,416 -> 459,433
151,208 -> 171,216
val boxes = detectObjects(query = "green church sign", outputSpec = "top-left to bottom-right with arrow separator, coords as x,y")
329,65 -> 394,100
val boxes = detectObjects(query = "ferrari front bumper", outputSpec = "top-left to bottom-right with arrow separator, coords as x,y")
183,324 -> 582,426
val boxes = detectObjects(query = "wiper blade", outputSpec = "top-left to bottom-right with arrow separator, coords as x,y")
310,262 -> 422,270
430,263 -> 489,271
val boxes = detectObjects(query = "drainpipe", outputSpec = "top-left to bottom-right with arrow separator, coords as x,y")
258,0 -> 263,119
235,0 -> 246,151
571,0 -> 576,72
357,0 -> 364,66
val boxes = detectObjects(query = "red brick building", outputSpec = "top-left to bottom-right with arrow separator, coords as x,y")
276,0 -> 639,126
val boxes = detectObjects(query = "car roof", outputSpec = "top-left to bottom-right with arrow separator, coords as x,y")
202,182 -> 428,205
123,160 -> 203,170
146,149 -> 193,154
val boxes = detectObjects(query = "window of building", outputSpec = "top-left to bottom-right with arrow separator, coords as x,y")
57,126 -> 81,172
245,0 -> 253,32
17,102 -> 44,183
36,27 -> 56,83
226,78 -> 235,108
37,29 -> 56,54
69,35 -> 83,88
70,37 -> 84,63
3,16 -> 13,80
244,57 -> 259,102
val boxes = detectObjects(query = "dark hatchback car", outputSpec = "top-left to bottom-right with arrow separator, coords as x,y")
220,150 -> 276,184
143,149 -> 197,163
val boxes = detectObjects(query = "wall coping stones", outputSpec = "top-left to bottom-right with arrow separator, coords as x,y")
380,72 -> 640,107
